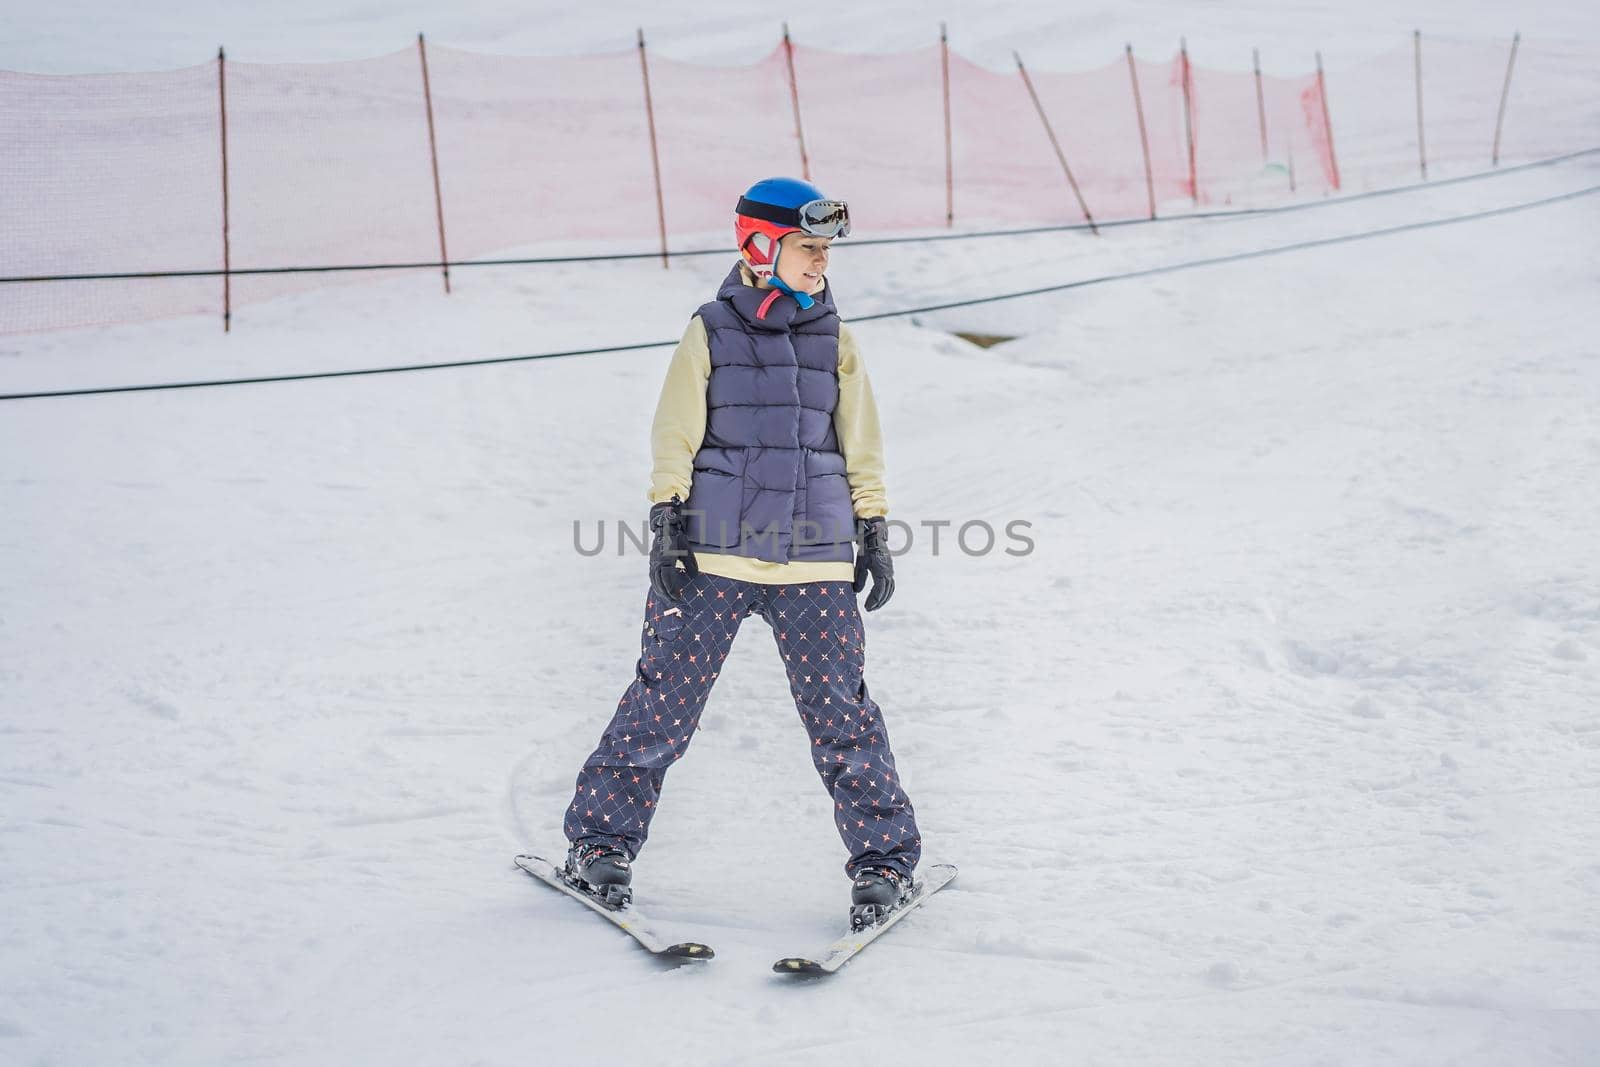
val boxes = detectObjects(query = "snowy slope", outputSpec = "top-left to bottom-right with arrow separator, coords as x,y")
4,4 -> 1600,1066
6,0 -> 1600,73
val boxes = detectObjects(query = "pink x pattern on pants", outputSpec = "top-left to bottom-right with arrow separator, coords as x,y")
564,570 -> 921,878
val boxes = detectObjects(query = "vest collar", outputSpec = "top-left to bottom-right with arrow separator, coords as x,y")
717,262 -> 836,332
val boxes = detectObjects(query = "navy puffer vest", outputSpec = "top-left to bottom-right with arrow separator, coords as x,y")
683,263 -> 855,564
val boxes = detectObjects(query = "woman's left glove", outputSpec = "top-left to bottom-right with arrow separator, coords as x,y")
852,516 -> 895,612
649,494 -> 699,602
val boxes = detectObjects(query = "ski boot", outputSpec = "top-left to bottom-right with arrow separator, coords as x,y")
563,841 -> 633,909
850,865 -> 913,930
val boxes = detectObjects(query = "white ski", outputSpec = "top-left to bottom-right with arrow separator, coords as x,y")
773,862 -> 958,976
514,854 -> 714,961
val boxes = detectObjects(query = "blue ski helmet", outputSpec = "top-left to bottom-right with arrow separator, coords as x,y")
734,177 -> 851,281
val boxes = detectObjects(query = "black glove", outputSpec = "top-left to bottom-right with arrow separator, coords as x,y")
851,516 -> 895,612
649,495 -> 699,602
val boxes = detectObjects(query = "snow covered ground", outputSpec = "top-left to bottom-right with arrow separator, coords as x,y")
4,4 -> 1600,1066
7,0 -> 1600,73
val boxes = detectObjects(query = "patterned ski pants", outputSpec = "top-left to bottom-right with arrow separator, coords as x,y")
563,571 -> 921,878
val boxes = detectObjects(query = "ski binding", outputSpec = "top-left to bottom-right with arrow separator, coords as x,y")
514,853 -> 714,961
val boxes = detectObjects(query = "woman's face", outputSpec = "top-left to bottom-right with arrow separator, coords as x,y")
773,232 -> 831,295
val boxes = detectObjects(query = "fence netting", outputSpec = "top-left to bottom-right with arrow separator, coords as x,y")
1,34 -> 1593,333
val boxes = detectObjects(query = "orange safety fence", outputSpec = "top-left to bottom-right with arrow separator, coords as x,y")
0,31 -> 1592,334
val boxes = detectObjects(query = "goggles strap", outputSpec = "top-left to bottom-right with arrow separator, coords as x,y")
737,197 -> 802,228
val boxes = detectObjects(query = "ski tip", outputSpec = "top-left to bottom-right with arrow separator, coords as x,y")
667,942 -> 715,960
773,957 -> 825,976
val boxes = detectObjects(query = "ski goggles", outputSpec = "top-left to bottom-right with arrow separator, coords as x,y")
736,196 -> 852,239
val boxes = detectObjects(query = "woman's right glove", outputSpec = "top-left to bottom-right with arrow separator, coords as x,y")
649,494 -> 699,602
852,516 -> 895,612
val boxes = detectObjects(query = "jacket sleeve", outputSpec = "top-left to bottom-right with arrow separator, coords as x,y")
648,315 -> 711,506
833,323 -> 889,520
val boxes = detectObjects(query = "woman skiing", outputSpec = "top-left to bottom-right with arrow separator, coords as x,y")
561,177 -> 920,927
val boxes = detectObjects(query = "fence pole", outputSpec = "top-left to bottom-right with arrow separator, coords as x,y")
941,22 -> 953,227
637,29 -> 670,268
1179,38 -> 1197,204
417,34 -> 451,293
781,23 -> 812,181
1125,44 -> 1156,220
1492,31 -> 1520,166
1315,51 -> 1342,191
1253,47 -> 1268,162
217,47 -> 232,333
1013,51 -> 1099,235
1414,30 -> 1427,180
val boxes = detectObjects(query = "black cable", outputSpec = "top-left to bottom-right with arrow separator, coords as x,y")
0,340 -> 675,399
862,145 -> 1600,244
2,182 -> 1593,403
2,147 -> 1595,285
850,183 -> 1600,322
